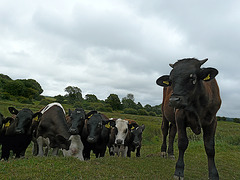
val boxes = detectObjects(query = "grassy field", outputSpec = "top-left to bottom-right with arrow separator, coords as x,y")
0,100 -> 240,179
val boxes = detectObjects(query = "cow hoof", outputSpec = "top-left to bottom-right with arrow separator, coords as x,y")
168,154 -> 175,160
160,152 -> 167,158
174,175 -> 184,180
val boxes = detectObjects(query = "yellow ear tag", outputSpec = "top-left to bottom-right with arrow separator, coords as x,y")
203,74 -> 211,81
34,117 -> 39,122
105,122 -> 111,129
88,114 -> 93,119
131,126 -> 135,130
5,121 -> 10,127
163,81 -> 169,85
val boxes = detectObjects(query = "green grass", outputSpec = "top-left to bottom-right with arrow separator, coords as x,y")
0,101 -> 240,179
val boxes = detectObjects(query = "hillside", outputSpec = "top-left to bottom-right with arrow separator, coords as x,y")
0,100 -> 239,179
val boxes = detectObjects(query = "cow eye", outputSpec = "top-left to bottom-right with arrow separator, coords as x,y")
124,128 -> 128,133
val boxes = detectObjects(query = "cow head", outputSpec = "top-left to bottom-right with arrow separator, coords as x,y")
115,119 -> 129,145
156,58 -> 218,109
131,124 -> 145,147
8,107 -> 41,134
86,113 -> 104,143
68,108 -> 86,135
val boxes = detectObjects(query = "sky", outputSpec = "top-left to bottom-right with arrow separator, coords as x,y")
1,0 -> 240,118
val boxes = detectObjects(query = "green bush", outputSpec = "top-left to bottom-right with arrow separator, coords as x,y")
123,108 -> 138,115
39,99 -> 53,105
138,109 -> 148,116
148,111 -> 157,116
17,96 -> 33,104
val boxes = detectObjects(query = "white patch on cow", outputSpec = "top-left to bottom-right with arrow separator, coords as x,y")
62,135 -> 84,161
37,136 -> 50,156
41,102 -> 66,115
115,119 -> 128,145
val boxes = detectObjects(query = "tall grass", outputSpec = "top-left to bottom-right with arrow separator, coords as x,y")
0,101 -> 240,179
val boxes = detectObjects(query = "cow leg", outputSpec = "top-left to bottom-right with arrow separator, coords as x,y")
136,146 -> 141,157
52,147 -> 59,156
168,123 -> 177,159
161,116 -> 169,157
1,144 -> 10,161
37,136 -> 44,156
203,119 -> 219,180
127,146 -> 131,157
174,119 -> 188,179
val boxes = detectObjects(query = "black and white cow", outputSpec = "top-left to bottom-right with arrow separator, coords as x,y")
36,103 -> 84,160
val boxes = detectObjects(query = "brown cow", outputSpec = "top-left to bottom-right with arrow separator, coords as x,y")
156,58 -> 221,180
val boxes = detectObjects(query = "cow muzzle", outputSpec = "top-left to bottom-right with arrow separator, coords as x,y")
69,128 -> 79,135
15,128 -> 24,134
169,95 -> 187,109
87,136 -> 96,143
116,139 -> 123,145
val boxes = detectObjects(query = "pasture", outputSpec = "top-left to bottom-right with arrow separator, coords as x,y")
0,101 -> 240,179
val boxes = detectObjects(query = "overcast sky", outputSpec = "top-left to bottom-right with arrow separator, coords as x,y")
1,0 -> 240,118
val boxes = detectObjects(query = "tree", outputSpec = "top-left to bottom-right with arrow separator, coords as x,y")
54,95 -> 65,104
127,93 -> 135,102
85,94 -> 99,102
64,86 -> 83,104
105,94 -> 121,110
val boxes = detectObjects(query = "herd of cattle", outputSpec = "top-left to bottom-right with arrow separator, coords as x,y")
0,102 -> 145,161
0,58 -> 221,179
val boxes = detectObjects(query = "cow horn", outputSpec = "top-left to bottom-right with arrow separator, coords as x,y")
169,63 -> 174,68
199,58 -> 208,66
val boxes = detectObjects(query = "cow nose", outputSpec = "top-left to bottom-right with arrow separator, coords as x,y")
169,95 -> 181,107
87,136 -> 96,143
69,128 -> 78,135
116,139 -> 123,145
15,129 -> 24,134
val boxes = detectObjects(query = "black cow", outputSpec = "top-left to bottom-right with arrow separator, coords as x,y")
127,124 -> 145,157
36,103 -> 71,156
0,107 -> 40,160
67,108 -> 86,135
156,58 -> 221,180
81,112 -> 113,160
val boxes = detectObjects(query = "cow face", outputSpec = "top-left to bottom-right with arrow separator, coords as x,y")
68,108 -> 85,135
115,119 -> 129,145
8,107 -> 41,134
131,125 -> 145,147
156,58 -> 218,109
86,114 -> 104,143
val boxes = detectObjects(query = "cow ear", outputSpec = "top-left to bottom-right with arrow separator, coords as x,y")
68,109 -> 72,116
200,68 -> 218,81
8,107 -> 18,115
156,75 -> 171,87
141,124 -> 145,131
33,112 -> 42,119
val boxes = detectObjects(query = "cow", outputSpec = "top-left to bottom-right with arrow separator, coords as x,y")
36,102 -> 84,161
127,124 -> 145,157
0,107 -> 41,160
111,119 -> 131,157
81,111 -> 113,160
156,58 -> 221,180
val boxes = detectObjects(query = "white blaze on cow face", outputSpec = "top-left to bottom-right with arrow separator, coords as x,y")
115,119 -> 128,145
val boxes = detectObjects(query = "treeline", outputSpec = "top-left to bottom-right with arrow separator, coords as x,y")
0,74 -> 44,103
0,74 -> 161,116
